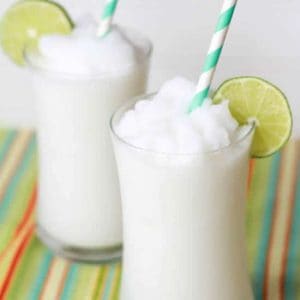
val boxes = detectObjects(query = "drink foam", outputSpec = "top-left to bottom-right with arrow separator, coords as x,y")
116,77 -> 251,154
35,15 -> 149,75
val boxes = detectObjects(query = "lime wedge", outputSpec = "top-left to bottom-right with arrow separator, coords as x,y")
213,77 -> 292,158
0,0 -> 73,65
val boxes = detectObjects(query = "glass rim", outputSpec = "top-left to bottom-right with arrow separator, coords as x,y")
23,24 -> 153,80
110,93 -> 256,157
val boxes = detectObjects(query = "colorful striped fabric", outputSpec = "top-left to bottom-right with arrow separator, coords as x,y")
0,129 -> 299,300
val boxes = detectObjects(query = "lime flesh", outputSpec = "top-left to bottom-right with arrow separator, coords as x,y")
213,77 -> 292,158
0,0 -> 73,65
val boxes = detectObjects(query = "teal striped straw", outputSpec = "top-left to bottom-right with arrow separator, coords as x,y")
97,0 -> 119,37
188,0 -> 238,112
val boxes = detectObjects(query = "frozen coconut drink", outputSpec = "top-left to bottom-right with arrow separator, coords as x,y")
111,78 -> 254,299
111,0 -> 291,295
30,23 -> 151,262
112,76 -> 292,299
0,0 -> 151,262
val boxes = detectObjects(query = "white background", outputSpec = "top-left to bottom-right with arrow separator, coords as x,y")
0,0 -> 299,135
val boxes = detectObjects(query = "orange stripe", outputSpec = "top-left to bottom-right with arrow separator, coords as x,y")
0,215 -> 34,263
0,225 -> 34,299
279,149 -> 299,299
0,222 -> 35,261
262,152 -> 285,300
15,184 -> 37,236
55,264 -> 70,299
39,259 -> 70,300
263,144 -> 297,300
0,185 -> 36,262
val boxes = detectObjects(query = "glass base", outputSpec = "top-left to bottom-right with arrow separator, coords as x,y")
37,225 -> 122,264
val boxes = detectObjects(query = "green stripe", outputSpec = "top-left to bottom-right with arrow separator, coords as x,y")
203,47 -> 223,72
112,265 -> 121,300
253,153 -> 281,299
0,161 -> 36,252
5,238 -> 36,300
70,266 -> 99,300
0,130 -> 16,167
60,264 -> 78,300
102,265 -> 117,300
29,250 -> 53,300
0,136 -> 35,221
102,0 -> 118,19
0,130 -> 7,146
93,267 -> 106,299
216,5 -> 236,31
246,158 -> 273,274
0,136 -> 37,252
285,157 -> 300,299
188,87 -> 210,112
188,46 -> 223,111
5,238 -> 47,300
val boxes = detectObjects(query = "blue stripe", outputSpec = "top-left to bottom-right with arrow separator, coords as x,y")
203,47 -> 223,72
0,130 -> 17,167
253,153 -> 281,299
29,250 -> 53,299
284,157 -> 300,299
0,135 -> 35,221
188,87 -> 210,112
216,5 -> 236,31
60,264 -> 78,300
102,264 -> 117,300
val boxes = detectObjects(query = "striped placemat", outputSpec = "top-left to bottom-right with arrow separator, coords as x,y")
0,129 -> 299,300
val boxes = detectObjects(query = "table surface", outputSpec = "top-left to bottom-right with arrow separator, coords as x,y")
0,129 -> 299,300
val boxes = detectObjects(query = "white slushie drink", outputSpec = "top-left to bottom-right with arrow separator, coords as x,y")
26,17 -> 152,262
111,78 -> 254,299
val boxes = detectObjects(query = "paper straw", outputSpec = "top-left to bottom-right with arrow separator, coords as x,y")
188,0 -> 238,112
97,0 -> 119,37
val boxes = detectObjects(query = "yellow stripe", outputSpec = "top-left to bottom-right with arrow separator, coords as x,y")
246,157 -> 273,274
0,131 -> 32,200
0,151 -> 37,253
97,266 -> 110,299
266,142 -> 297,300
0,130 -> 7,147
109,264 -> 121,300
74,267 -> 101,300
40,258 -> 69,300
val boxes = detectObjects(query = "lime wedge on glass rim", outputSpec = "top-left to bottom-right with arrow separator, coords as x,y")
213,77 -> 292,158
0,0 -> 73,65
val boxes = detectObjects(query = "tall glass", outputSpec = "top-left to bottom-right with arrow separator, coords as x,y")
26,30 -> 152,263
111,95 -> 255,299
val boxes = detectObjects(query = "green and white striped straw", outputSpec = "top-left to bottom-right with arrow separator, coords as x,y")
97,0 -> 119,37
188,0 -> 238,112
